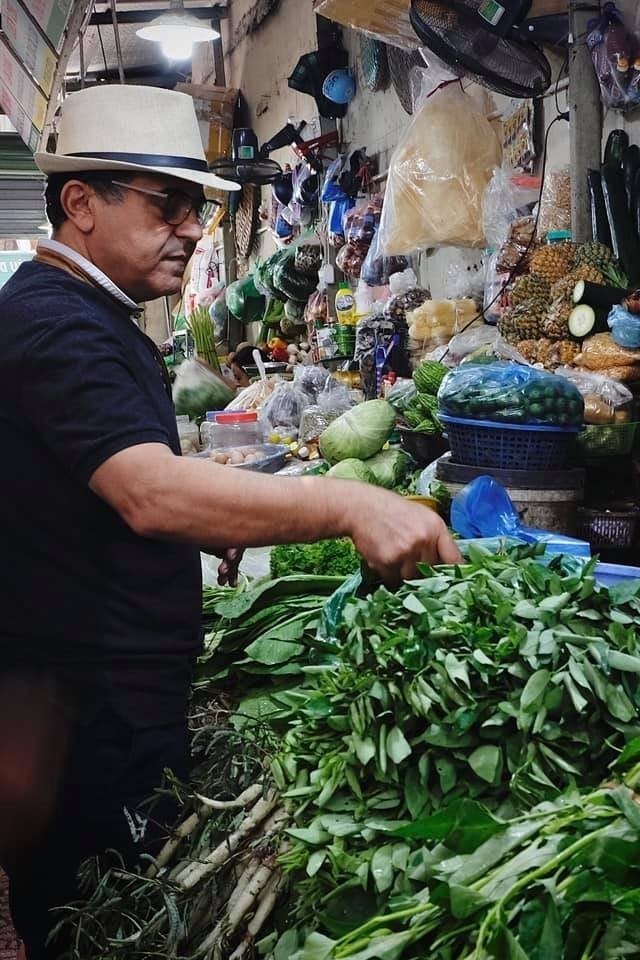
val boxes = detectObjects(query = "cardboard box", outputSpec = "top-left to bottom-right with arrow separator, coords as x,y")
313,0 -> 418,49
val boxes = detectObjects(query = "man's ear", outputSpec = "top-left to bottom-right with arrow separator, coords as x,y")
59,180 -> 97,234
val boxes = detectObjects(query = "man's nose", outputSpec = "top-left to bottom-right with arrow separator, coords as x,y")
175,211 -> 203,242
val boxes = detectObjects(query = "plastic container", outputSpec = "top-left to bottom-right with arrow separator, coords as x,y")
439,415 -> 580,471
576,506 -> 640,550
199,443 -> 289,473
199,410 -> 226,449
335,284 -> 356,325
176,415 -> 200,455
208,411 -> 263,449
577,422 -> 638,459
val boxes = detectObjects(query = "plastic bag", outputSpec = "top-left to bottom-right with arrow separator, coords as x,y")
555,366 -> 633,424
438,360 -> 584,426
482,168 -> 527,250
496,216 -> 536,274
575,332 -> 640,371
305,287 -> 329,326
386,378 -> 417,413
442,249 -> 487,302
225,275 -> 265,323
173,358 -> 236,421
361,243 -> 409,287
608,304 -> 640,349
451,477 -> 590,558
225,379 -> 277,412
336,242 -> 366,279
261,382 -> 306,438
536,167 -> 572,238
355,314 -> 395,400
293,364 -> 330,403
407,299 -> 477,352
587,4 -> 638,111
378,66 -> 501,254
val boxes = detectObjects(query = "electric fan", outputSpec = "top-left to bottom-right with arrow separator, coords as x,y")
410,0 -> 552,98
209,129 -> 282,186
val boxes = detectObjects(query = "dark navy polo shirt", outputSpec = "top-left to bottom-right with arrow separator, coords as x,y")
0,261 -> 202,726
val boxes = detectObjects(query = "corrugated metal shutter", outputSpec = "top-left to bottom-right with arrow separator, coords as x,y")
0,134 -> 45,237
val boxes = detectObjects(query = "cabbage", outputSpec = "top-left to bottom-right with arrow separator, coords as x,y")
319,399 -> 396,464
365,449 -> 412,489
326,459 -> 375,483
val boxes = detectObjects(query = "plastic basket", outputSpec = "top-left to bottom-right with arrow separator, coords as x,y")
577,422 -> 638,458
594,563 -> 640,587
438,415 -> 579,471
576,507 -> 640,550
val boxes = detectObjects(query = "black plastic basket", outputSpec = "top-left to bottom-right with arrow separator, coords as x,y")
439,415 -> 579,471
576,507 -> 640,550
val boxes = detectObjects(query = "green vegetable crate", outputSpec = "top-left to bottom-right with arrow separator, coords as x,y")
577,421 -> 638,458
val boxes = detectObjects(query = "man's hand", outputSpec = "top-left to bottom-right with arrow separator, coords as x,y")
217,547 -> 244,587
350,488 -> 462,586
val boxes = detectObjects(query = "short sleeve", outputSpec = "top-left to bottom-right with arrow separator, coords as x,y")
20,310 -> 172,485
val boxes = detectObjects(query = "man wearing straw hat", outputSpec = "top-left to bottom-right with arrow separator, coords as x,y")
0,84 -> 459,958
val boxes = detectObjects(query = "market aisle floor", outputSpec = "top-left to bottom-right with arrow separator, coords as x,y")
0,871 -> 17,960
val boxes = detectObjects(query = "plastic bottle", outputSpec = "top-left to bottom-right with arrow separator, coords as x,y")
335,283 -> 356,325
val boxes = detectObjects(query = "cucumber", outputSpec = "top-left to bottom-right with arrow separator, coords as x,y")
568,304 -> 608,339
624,144 -> 640,212
601,165 -> 640,285
604,129 -> 629,171
587,169 -> 612,246
572,280 -> 624,311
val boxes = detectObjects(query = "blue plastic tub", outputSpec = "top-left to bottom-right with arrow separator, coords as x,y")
594,563 -> 640,588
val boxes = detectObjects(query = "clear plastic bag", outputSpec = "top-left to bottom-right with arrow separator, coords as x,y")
575,332 -> 640,371
173,358 -> 235,421
482,168 -> 540,250
442,249 -> 487,302
438,360 -> 584,426
378,65 -> 502,254
293,364 -> 330,403
536,168 -> 571,238
260,382 -> 306,438
225,379 -> 277,412
587,4 -> 637,111
555,366 -> 633,424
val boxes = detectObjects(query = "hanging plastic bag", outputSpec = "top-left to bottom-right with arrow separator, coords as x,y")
378,63 -> 502,254
587,4 -> 637,110
482,169 -> 540,250
173,358 -> 236,421
438,361 -> 584,426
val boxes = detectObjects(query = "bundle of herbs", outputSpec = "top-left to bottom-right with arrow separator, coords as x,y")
57,548 -> 640,959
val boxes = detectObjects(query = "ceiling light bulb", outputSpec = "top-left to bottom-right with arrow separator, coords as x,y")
137,3 -> 220,61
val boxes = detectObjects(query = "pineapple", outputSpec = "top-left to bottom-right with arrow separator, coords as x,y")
516,339 -> 539,364
509,274 -> 551,308
543,298 -> 572,341
574,241 -> 615,272
498,297 -> 547,343
569,264 -> 606,285
530,242 -> 577,284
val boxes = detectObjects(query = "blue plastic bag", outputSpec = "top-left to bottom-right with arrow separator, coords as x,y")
438,361 -> 584,426
451,476 -> 590,558
607,304 -> 640,349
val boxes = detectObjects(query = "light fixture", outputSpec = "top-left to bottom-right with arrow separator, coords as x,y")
136,0 -> 220,61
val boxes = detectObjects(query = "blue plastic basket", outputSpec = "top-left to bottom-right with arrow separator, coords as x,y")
439,415 -> 579,471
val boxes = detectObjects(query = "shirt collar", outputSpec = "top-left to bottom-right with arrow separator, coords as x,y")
37,238 -> 139,311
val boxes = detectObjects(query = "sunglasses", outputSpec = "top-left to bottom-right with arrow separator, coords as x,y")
111,179 -> 209,226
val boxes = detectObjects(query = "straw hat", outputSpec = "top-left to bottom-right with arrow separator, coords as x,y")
35,84 -> 240,192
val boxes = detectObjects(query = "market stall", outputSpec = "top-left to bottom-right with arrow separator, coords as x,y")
27,0 -> 640,956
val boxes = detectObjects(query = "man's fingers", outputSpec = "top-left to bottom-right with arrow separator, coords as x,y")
437,531 -> 463,564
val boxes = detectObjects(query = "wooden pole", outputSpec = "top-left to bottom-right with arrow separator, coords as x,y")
568,0 -> 602,242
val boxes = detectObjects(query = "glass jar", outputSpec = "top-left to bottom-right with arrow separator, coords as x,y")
209,411 -> 263,449
176,415 -> 200,456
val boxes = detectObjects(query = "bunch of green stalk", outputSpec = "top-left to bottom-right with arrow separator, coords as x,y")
188,306 -> 221,373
